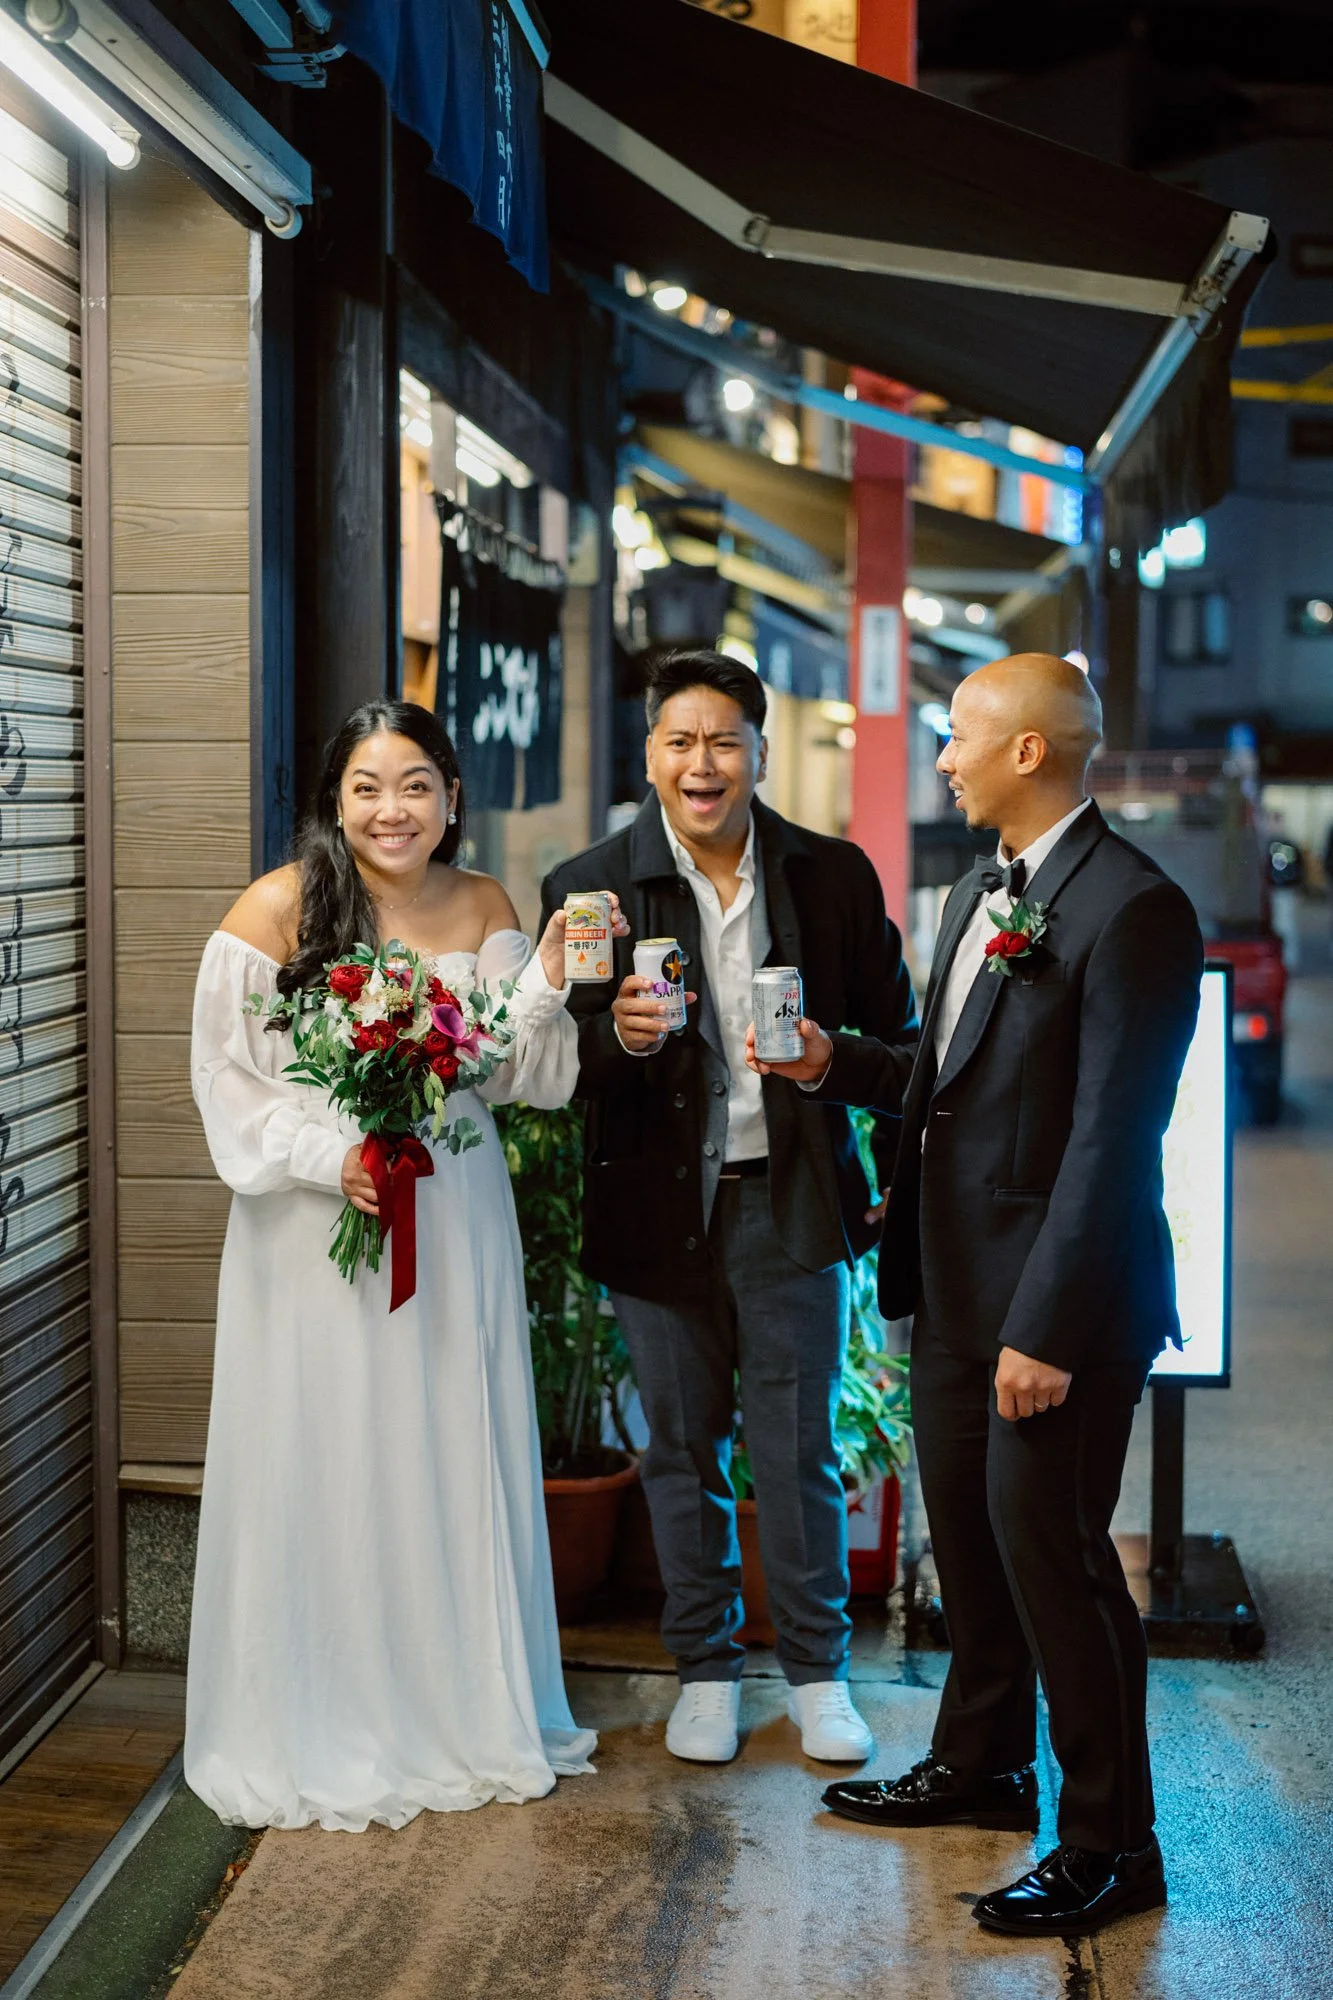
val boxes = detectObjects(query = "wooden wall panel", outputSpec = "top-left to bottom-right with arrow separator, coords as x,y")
111,507 -> 249,596
113,743 -> 250,889
110,296 -> 248,447
116,1179 -> 230,1322
111,595 -> 249,741
115,1035 -> 212,1179
109,154 -> 251,1478
114,889 -> 244,1030
108,161 -> 248,298
118,1322 -> 213,1461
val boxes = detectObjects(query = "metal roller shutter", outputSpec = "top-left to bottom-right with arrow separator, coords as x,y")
0,96 -> 93,1761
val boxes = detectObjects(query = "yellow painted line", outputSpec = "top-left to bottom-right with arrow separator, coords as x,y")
1231,380 -> 1333,404
1240,324 -> 1333,348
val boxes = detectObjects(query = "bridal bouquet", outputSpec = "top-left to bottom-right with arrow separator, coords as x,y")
248,941 -> 516,1309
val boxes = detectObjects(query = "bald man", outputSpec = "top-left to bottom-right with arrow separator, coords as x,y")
751,655 -> 1203,1938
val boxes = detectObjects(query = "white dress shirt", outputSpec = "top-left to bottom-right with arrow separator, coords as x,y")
661,806 -> 769,1163
932,798 -> 1091,1070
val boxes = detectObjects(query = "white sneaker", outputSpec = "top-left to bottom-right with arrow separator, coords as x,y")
786,1682 -> 874,1762
665,1680 -> 742,1762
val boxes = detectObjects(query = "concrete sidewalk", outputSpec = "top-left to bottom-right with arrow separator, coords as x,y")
160,961 -> 1333,2000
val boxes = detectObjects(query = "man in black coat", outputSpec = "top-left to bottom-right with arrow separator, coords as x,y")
753,653 -> 1203,1938
542,650 -> 918,1767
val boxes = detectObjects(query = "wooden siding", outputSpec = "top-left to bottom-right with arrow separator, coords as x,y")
110,159 -> 250,1473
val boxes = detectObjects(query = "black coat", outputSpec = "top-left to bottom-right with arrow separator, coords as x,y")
540,797 -> 919,1305
812,803 -> 1204,1371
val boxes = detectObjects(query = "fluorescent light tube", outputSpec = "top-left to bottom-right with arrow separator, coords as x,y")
0,10 -> 138,166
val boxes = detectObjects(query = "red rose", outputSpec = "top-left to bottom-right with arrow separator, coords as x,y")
353,1019 -> 399,1053
430,1049 -> 460,1086
984,929 -> 1030,961
329,962 -> 370,1000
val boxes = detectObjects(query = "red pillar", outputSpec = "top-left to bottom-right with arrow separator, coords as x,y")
848,0 -> 917,926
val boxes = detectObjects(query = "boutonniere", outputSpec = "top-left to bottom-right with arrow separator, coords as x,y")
984,899 -> 1050,977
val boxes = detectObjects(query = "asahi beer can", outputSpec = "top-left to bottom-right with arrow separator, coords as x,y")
564,891 -> 614,982
752,966 -> 805,1063
633,938 -> 688,1032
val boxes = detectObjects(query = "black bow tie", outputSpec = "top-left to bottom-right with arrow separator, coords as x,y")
976,857 -> 1027,899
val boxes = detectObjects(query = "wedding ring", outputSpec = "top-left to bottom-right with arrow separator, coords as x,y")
1034,1402 -> 1049,1412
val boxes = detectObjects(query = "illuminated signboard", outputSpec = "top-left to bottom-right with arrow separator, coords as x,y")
1153,964 -> 1232,1386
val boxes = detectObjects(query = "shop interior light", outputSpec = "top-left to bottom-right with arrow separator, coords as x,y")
919,700 -> 952,738
455,414 -> 531,489
1065,649 -> 1090,673
904,588 -> 944,628
1161,518 -> 1207,568
0,11 -> 139,166
612,503 -> 654,549
964,602 -> 989,625
651,283 -> 688,313
835,726 -> 857,750
1138,546 -> 1167,588
633,543 -> 670,571
455,445 -> 502,489
820,699 -> 857,725
718,635 -> 758,669
1306,598 -> 1333,627
722,376 -> 756,413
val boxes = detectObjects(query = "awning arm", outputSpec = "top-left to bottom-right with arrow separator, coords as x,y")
548,75 -> 1208,318
1085,211 -> 1270,482
581,271 -> 1092,492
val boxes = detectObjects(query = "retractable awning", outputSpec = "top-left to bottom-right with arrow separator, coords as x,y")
540,0 -> 1273,544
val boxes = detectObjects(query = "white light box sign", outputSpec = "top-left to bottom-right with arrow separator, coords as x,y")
1153,964 -> 1232,1385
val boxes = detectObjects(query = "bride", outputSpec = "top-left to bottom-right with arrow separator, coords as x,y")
186,699 -> 616,1831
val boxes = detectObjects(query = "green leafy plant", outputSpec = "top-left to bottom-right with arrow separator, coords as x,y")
494,1100 -> 635,1479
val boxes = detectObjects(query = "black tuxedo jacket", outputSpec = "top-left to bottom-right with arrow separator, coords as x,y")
541,797 -> 919,1305
812,802 -> 1203,1371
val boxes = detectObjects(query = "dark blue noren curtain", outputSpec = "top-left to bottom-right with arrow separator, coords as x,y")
438,532 -> 564,811
752,601 -> 848,703
333,0 -> 548,291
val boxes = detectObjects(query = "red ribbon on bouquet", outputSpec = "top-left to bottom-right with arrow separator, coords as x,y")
361,1135 -> 435,1312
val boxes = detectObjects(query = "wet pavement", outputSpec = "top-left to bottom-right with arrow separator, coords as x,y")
87,942 -> 1333,1998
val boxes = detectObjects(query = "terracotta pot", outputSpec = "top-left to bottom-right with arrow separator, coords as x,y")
739,1476 -> 903,1643
736,1498 -> 777,1646
610,1474 -> 666,1599
544,1452 -> 639,1622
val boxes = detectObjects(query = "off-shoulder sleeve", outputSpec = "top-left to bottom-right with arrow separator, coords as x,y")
191,932 -> 349,1197
474,928 -> 577,1110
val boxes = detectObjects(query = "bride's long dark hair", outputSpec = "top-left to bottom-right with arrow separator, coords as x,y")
277,701 -> 467,1000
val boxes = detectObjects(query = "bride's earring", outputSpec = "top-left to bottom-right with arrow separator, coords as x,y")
448,811 -> 457,825
336,815 -> 344,829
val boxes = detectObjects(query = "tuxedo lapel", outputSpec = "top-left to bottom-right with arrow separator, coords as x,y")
932,801 -> 1107,1097
920,878 -> 983,1049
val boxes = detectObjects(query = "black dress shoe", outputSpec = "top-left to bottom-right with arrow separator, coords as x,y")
973,1838 -> 1167,1936
822,1756 -> 1038,1832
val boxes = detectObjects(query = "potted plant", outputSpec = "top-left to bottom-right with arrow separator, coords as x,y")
494,1100 -> 639,1621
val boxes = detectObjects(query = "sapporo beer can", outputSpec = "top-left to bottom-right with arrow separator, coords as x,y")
564,890 -> 614,982
633,938 -> 688,1032
752,966 -> 805,1063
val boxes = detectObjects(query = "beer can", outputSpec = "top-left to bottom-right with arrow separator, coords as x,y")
633,938 -> 688,1032
752,966 -> 805,1063
564,890 -> 614,982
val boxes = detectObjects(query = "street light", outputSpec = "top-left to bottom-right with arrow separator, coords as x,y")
722,377 -> 756,413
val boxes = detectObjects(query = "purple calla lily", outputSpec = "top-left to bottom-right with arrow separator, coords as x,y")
430,1000 -> 484,1059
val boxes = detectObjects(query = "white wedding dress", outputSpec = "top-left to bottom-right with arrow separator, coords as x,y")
185,927 -> 596,1831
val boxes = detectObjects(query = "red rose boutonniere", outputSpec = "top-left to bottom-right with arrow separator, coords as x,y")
984,898 -> 1050,977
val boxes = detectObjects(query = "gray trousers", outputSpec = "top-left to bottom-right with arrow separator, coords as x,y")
610,1173 -> 851,1686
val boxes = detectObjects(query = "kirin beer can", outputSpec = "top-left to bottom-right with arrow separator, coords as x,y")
752,966 -> 805,1062
564,891 -> 614,982
633,938 -> 688,1032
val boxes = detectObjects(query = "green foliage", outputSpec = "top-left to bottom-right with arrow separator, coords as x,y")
494,1100 -> 635,1479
